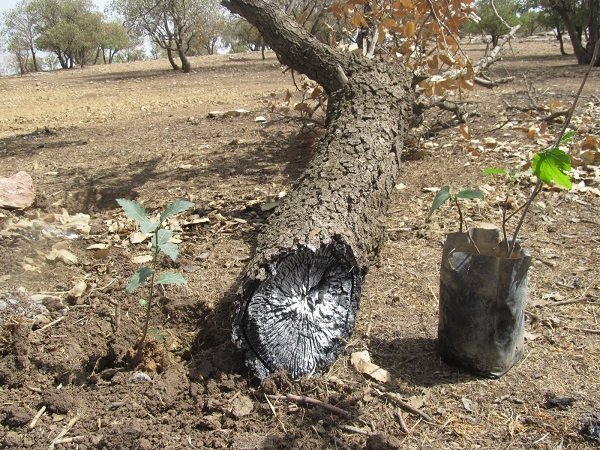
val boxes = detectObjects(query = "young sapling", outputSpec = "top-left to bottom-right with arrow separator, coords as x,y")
427,186 -> 485,232
117,198 -> 194,361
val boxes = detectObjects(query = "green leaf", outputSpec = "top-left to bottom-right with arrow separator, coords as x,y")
159,242 -> 179,260
117,198 -> 152,227
139,298 -> 148,306
482,168 -> 507,176
140,220 -> 159,234
456,188 -> 485,200
160,200 -> 195,223
126,267 -> 154,293
531,148 -> 572,189
156,272 -> 187,286
560,130 -> 576,144
155,228 -> 173,246
427,186 -> 451,220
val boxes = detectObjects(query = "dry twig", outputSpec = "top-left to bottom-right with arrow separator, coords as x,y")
29,405 -> 46,429
49,415 -> 80,449
395,408 -> 410,434
272,393 -> 352,419
339,424 -> 371,435
379,391 -> 435,424
35,316 -> 65,333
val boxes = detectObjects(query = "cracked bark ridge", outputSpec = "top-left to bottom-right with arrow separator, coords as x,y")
222,0 -> 414,378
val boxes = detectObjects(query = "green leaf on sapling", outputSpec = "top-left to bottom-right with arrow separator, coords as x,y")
126,267 -> 154,293
155,229 -> 173,247
159,242 -> 179,260
117,199 -> 156,233
159,200 -> 195,223
532,148 -> 572,189
427,186 -> 451,220
155,272 -> 187,286
456,188 -> 485,200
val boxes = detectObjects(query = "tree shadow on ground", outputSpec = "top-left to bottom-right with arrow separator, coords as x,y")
83,58 -> 278,84
369,336 -> 477,387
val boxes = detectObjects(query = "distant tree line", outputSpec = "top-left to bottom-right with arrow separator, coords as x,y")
2,0 -> 597,75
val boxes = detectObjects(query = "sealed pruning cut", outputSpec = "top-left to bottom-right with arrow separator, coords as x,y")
235,240 -> 362,379
437,228 -> 531,378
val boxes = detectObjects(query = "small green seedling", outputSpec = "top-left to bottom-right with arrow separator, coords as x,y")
117,198 -> 194,360
427,186 -> 485,233
483,130 -> 574,257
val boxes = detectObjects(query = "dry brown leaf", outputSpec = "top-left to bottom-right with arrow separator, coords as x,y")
133,254 -> 153,264
459,123 -> 471,140
130,232 -> 148,244
46,249 -> 78,265
350,350 -> 391,383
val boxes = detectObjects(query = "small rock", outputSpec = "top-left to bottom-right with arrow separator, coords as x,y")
0,171 -> 35,209
254,116 -> 267,123
366,433 -> 402,450
128,371 -> 152,383
231,395 -> 253,418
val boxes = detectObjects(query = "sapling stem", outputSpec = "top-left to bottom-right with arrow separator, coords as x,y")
455,197 -> 464,233
507,39 -> 600,258
137,230 -> 159,360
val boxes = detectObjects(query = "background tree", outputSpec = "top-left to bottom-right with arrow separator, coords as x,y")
28,0 -> 104,69
539,0 -> 600,65
110,0 -> 224,72
224,17 -> 265,53
2,0 -> 40,73
223,17 -> 267,54
464,0 -> 521,47
188,0 -> 226,55
96,21 -> 131,63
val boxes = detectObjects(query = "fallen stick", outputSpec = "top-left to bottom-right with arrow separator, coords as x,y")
544,283 -> 597,307
395,408 -> 410,434
49,415 -> 79,449
279,393 -> 352,419
35,316 -> 65,333
545,297 -> 598,307
29,405 -> 46,429
52,436 -> 84,445
339,424 -> 371,435
380,391 -> 435,424
565,327 -> 600,334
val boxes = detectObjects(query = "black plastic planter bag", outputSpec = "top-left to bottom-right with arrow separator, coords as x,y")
438,227 -> 532,378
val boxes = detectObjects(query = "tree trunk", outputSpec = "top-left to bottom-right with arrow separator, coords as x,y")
30,46 -> 39,72
556,7 -> 597,65
177,45 -> 191,73
166,47 -> 180,70
555,24 -> 568,56
222,0 -> 414,379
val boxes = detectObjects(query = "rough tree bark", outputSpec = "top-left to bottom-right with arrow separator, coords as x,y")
222,0 -> 414,379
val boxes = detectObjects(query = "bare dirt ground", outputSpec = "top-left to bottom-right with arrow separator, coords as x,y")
0,39 -> 599,449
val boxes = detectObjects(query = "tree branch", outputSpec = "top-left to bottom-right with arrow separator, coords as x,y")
221,0 -> 348,92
